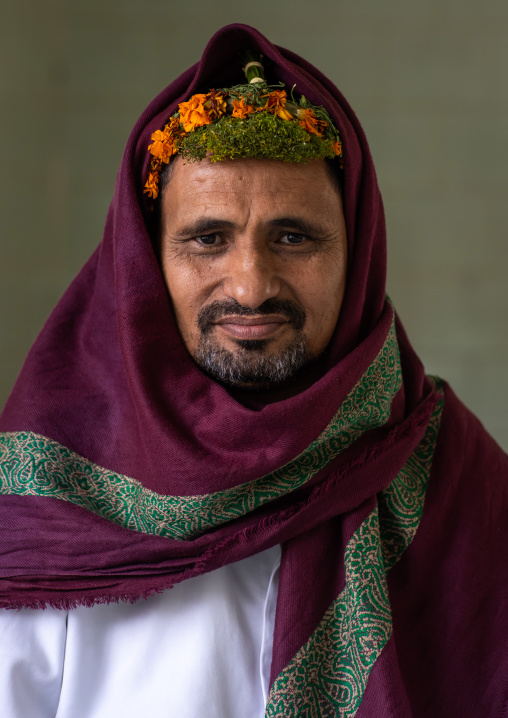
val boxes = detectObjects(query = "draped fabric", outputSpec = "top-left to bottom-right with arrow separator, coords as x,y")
1,23 -> 508,717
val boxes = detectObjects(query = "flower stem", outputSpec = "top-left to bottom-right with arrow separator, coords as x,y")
242,50 -> 266,84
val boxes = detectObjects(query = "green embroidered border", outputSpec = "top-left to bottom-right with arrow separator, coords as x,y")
265,380 -> 445,718
0,315 -> 401,542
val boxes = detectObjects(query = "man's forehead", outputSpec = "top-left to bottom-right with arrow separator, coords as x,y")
173,154 -> 330,183
161,156 -> 342,222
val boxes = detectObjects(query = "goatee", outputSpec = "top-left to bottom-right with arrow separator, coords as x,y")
194,298 -> 313,390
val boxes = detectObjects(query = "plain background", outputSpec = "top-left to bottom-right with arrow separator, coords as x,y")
1,0 -> 507,449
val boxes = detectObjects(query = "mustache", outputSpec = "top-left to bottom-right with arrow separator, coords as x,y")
197,298 -> 306,334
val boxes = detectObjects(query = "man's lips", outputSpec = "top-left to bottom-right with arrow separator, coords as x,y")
214,315 -> 289,340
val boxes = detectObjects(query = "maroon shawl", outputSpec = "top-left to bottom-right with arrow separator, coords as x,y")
1,24 -> 508,717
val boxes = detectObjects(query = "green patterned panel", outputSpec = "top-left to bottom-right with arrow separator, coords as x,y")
0,313 -> 401,541
265,380 -> 444,717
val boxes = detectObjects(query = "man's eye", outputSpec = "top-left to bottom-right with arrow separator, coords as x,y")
196,234 -> 220,246
281,233 -> 306,245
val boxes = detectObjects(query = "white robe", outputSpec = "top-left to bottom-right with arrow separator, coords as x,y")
0,545 -> 281,718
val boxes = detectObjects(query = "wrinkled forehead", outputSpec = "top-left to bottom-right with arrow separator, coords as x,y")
159,154 -> 343,204
158,156 -> 345,237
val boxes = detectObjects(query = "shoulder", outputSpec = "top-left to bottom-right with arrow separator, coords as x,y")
431,379 -> 508,504
386,381 -> 508,715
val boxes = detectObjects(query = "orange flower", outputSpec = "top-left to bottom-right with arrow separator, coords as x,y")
166,117 -> 181,133
333,140 -> 342,156
148,129 -> 169,156
231,97 -> 255,119
148,129 -> 177,163
261,90 -> 293,121
178,94 -> 212,132
205,90 -> 227,120
161,142 -> 177,163
144,171 -> 159,199
296,108 -> 327,136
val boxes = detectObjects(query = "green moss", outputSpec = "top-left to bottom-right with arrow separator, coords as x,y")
176,112 -> 336,164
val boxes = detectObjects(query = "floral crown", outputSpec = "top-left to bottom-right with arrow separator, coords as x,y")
144,53 -> 343,200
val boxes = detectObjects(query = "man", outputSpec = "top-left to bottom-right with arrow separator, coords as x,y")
0,23 -> 507,718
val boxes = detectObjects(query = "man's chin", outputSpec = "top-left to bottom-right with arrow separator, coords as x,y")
227,338 -> 271,354
193,335 -> 313,390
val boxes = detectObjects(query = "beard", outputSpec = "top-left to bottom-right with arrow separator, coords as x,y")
193,298 -> 314,390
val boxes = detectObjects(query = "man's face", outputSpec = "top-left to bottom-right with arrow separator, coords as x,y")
159,156 -> 347,389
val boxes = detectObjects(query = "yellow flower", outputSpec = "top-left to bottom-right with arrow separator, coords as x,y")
296,108 -> 327,136
261,90 -> 293,121
144,171 -> 159,199
178,94 -> 212,132
231,97 -> 256,119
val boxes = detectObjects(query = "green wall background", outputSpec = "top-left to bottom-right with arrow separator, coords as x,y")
1,0 -> 507,448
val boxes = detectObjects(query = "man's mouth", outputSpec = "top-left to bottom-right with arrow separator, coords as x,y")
214,315 -> 289,341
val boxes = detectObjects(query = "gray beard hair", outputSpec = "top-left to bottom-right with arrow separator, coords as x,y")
194,335 -> 312,389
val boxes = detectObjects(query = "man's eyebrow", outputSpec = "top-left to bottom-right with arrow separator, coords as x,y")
172,216 -> 329,238
173,218 -> 236,238
268,217 -> 328,236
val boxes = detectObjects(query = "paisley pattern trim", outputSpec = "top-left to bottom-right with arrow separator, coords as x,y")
0,314 -> 401,541
265,379 -> 445,717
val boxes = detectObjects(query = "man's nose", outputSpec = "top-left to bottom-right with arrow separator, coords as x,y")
221,245 -> 281,309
